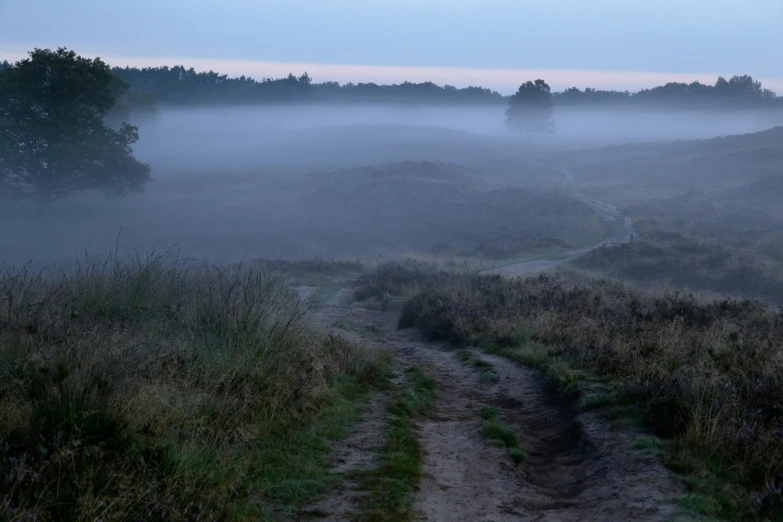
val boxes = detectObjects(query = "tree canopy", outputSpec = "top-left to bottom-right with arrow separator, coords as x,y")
554,75 -> 781,109
0,48 -> 151,213
505,80 -> 556,136
110,65 -> 505,106
106,64 -> 782,113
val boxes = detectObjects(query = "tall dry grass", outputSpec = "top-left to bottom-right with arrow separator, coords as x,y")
0,250 -> 382,521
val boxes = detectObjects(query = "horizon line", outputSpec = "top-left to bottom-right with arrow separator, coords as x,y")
2,50 -> 782,95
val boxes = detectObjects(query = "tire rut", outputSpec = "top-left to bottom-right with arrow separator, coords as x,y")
326,302 -> 683,521
301,392 -> 389,521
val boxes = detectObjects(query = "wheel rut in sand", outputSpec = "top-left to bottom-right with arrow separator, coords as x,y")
302,392 -> 389,521
315,296 -> 683,522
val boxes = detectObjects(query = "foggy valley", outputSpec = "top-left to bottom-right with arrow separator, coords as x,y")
2,103 -> 780,266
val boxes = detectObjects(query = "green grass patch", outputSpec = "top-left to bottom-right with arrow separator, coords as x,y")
482,421 -> 519,449
454,349 -> 499,383
675,495 -> 722,517
632,435 -> 669,458
666,454 -> 759,521
481,340 -> 552,367
355,367 -> 435,522
478,409 -> 526,466
480,406 -> 500,421
248,381 -> 377,518
508,447 -> 528,464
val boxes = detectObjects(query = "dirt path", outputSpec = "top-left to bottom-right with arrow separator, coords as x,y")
485,168 -> 634,279
309,294 -> 684,522
304,391 -> 389,521
299,170 -> 679,521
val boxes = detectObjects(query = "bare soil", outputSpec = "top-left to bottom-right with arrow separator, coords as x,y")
302,293 -> 684,521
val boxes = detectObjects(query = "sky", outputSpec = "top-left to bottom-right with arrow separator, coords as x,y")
1,0 -> 782,94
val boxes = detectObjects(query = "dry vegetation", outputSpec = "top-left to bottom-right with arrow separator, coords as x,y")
572,231 -> 783,304
573,169 -> 783,305
553,126 -> 783,203
351,260 -> 461,308
260,161 -> 613,259
356,263 -> 783,520
0,250 -> 386,520
628,182 -> 783,264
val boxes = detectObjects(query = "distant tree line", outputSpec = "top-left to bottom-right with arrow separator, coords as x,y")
110,65 -> 504,107
554,75 -> 783,110
109,66 -> 782,111
2,55 -> 782,113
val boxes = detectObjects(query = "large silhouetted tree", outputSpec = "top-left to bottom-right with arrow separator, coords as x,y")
505,79 -> 556,136
0,48 -> 151,214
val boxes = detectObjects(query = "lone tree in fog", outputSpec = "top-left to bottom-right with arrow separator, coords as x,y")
0,48 -> 151,214
505,79 -> 556,136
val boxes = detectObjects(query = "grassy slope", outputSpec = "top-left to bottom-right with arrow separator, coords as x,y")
570,231 -> 783,304
0,252 -> 386,521
552,126 -> 783,203
260,161 -> 613,259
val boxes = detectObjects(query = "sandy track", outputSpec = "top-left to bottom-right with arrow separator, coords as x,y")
312,298 -> 683,522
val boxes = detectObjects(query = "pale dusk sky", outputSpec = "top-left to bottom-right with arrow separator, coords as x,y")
1,0 -> 781,93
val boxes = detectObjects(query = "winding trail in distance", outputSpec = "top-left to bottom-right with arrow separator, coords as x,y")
483,168 -> 634,279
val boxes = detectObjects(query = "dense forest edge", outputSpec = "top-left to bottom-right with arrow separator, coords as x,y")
3,57 -> 781,112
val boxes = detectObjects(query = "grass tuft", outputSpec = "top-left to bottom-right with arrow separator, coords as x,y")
477,409 -> 525,466
454,349 -> 499,383
480,406 -> 500,421
508,447 -> 527,464
482,421 -> 519,449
